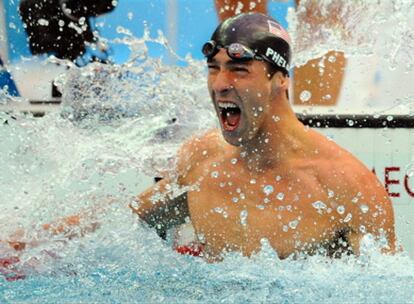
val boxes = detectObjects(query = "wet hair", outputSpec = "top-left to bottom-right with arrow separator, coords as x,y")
209,13 -> 292,76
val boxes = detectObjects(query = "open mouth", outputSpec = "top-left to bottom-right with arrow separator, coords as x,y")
218,102 -> 241,131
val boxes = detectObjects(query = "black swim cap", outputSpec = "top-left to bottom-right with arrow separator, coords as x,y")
205,13 -> 291,74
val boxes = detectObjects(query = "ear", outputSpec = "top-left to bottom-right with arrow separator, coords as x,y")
271,72 -> 289,93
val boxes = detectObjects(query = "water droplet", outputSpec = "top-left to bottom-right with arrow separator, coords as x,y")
38,19 -> 49,26
272,115 -> 280,122
360,204 -> 369,213
387,115 -> 393,121
202,150 -> 208,156
263,185 -> 274,196
250,179 -> 257,184
359,225 -> 367,233
240,210 -> 248,226
299,90 -> 311,103
276,192 -> 285,201
213,207 -> 223,214
337,205 -> 345,215
236,188 -> 241,193
130,199 -> 140,209
231,158 -> 238,165
219,182 -> 225,188
263,197 -> 270,204
322,94 -> 332,100
232,197 -> 239,203
257,93 -> 262,98
257,204 -> 265,210
240,193 -> 246,200
211,171 -> 219,178
258,106 -> 263,112
352,197 -> 359,203
312,201 -> 327,213
275,175 -> 282,181
348,120 -> 354,126
328,55 -> 336,63
282,225 -> 289,232
288,220 -> 299,229
328,189 -> 335,198
344,213 -> 352,223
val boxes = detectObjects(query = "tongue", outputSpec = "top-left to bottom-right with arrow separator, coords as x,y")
223,109 -> 241,131
226,111 -> 240,126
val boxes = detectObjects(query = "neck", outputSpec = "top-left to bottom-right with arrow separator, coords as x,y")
239,97 -> 304,173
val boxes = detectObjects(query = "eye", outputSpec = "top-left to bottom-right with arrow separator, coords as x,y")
231,66 -> 249,73
207,64 -> 219,71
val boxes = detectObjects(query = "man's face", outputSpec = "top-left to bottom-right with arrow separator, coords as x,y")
207,49 -> 277,146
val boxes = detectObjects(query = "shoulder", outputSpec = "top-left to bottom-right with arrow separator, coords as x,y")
305,129 -> 385,195
176,128 -> 225,181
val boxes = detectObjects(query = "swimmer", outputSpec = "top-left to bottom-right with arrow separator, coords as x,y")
131,13 -> 397,260
0,13 -> 397,266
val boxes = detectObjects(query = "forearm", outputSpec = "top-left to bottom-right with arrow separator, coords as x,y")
131,179 -> 190,236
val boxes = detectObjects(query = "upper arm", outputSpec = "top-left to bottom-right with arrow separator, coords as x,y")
342,164 -> 397,254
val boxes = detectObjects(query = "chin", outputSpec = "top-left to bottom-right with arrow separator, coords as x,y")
220,129 -> 246,147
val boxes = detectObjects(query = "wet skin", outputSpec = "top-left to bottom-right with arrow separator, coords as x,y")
133,50 -> 396,260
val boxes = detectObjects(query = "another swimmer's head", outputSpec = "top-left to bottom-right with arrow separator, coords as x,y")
202,12 -> 291,77
203,13 -> 292,147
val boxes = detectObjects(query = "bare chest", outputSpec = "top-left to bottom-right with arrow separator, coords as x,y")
186,166 -> 336,256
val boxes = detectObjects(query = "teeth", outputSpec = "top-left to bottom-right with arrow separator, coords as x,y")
218,102 -> 238,109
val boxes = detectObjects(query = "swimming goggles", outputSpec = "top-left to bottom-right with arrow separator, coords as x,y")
202,40 -> 268,63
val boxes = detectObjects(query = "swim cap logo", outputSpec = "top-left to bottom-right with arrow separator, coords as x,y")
265,47 -> 289,70
267,20 -> 291,44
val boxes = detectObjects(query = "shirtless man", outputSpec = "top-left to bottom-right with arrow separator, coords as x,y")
131,13 -> 396,260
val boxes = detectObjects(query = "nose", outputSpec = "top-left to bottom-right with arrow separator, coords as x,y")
211,69 -> 234,98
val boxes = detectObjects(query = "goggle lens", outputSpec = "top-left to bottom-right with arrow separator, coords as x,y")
202,41 -> 256,61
